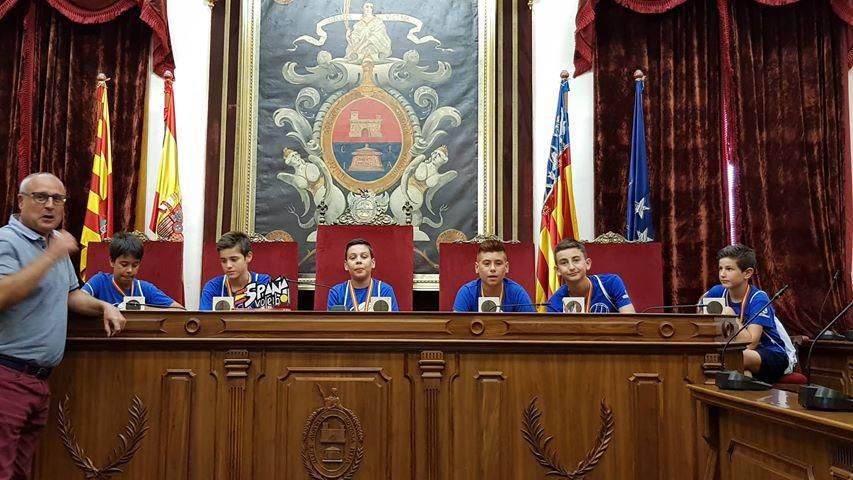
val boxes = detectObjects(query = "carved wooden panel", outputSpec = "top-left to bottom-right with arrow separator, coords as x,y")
223,350 -> 251,480
419,351 -> 445,480
277,366 -> 392,479
159,369 -> 196,480
475,371 -> 507,479
728,440 -> 815,480
629,373 -> 663,480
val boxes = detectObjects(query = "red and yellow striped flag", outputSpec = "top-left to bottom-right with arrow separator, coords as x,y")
80,74 -> 114,279
149,72 -> 183,241
535,73 -> 579,308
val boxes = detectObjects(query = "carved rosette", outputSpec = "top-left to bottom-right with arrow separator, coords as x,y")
302,387 -> 365,480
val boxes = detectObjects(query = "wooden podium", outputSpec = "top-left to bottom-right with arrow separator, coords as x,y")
35,313 -> 739,479
690,385 -> 853,479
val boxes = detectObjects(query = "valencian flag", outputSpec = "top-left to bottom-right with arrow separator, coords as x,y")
536,72 -> 579,307
80,74 -> 114,279
149,71 -> 184,241
626,72 -> 654,242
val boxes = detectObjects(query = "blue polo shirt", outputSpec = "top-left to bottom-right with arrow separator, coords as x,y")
327,279 -> 399,311
199,272 -> 271,310
453,278 -> 535,312
0,215 -> 79,366
704,284 -> 786,355
547,274 -> 632,313
82,272 -> 174,307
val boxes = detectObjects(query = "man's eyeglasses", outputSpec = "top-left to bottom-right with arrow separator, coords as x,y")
19,191 -> 69,205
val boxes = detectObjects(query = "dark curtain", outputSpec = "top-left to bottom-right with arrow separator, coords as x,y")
729,0 -> 849,334
29,2 -> 150,237
0,0 -> 170,243
0,1 -> 25,223
594,0 -> 727,305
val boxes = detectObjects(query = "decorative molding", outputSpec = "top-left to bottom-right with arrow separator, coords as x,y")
104,230 -> 151,242
521,397 -> 614,479
159,370 -> 195,479
454,234 -> 520,244
225,349 -> 251,379
629,373 -> 662,479
224,350 -> 251,479
57,395 -> 150,479
419,351 -> 445,480
588,231 -> 630,244
302,386 -> 365,480
702,354 -> 722,385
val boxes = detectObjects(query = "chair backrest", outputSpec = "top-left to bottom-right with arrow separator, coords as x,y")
583,242 -> 663,313
87,241 -> 185,304
438,242 -> 536,311
314,225 -> 414,311
200,241 -> 299,310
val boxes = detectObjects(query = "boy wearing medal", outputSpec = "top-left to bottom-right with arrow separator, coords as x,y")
546,239 -> 635,314
82,232 -> 181,308
701,244 -> 789,383
326,238 -> 399,312
453,239 -> 535,312
200,231 -> 271,310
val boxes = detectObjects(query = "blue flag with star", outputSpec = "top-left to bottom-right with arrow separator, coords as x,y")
627,76 -> 654,242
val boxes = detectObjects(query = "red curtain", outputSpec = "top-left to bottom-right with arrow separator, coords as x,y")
0,0 -> 173,244
593,0 -> 727,307
583,0 -> 851,334
727,0 -> 849,333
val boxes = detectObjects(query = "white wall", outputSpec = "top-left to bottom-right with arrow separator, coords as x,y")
532,0 -> 595,241
142,0 -> 211,310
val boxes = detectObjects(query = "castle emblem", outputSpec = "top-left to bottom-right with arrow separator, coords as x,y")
302,386 -> 365,480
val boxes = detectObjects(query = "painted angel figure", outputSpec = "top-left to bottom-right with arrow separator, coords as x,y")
345,2 -> 392,63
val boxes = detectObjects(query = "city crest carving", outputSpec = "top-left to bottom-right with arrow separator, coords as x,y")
302,386 -> 365,480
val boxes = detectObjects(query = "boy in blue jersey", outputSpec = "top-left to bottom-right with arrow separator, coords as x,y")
200,231 -> 271,310
82,232 -> 181,309
453,240 -> 534,312
327,238 -> 399,311
546,239 -> 635,314
701,244 -> 789,383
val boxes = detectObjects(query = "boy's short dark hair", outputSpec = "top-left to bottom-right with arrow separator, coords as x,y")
217,231 -> 252,256
554,238 -> 587,258
717,244 -> 757,272
345,238 -> 374,258
109,232 -> 145,261
477,239 -> 506,256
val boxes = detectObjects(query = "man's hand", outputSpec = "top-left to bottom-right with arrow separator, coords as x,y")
722,306 -> 736,316
103,304 -> 126,337
46,230 -> 78,260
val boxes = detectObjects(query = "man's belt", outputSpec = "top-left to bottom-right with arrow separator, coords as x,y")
0,354 -> 52,379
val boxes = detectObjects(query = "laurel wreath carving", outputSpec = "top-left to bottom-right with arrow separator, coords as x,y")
57,395 -> 150,479
521,397 -> 615,479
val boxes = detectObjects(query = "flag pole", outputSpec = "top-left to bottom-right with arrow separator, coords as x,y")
80,72 -> 114,279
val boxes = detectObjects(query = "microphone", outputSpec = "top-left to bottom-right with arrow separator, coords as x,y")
815,270 -> 843,340
716,284 -> 789,391
799,300 -> 853,411
483,302 -> 560,313
641,303 -> 710,313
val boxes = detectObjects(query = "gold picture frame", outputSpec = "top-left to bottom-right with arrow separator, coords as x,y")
221,0 -> 499,290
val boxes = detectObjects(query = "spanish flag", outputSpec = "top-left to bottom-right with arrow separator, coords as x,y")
149,72 -> 183,241
535,72 -> 579,308
80,74 -> 114,279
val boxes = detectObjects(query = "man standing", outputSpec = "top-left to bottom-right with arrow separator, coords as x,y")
0,172 -> 125,479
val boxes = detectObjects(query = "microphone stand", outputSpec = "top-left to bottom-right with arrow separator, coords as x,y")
799,301 -> 853,411
715,285 -> 789,391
